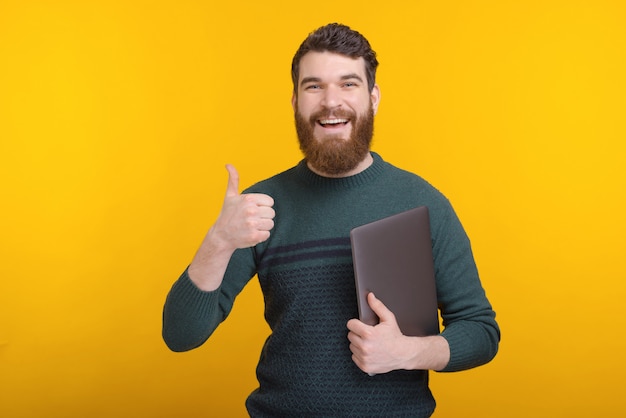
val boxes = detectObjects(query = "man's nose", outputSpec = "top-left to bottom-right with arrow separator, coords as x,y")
321,85 -> 342,109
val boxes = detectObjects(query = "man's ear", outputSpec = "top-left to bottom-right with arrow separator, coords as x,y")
371,84 -> 381,115
291,93 -> 297,111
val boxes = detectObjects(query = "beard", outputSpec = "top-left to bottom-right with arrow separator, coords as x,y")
295,103 -> 375,176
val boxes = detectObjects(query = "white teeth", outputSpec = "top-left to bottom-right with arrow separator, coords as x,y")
319,118 -> 348,125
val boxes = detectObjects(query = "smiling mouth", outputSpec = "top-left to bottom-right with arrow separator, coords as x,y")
318,118 -> 349,127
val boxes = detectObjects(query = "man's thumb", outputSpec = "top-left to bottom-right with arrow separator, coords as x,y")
225,164 -> 239,197
368,292 -> 395,324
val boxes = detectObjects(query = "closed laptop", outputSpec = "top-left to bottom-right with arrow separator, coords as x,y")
350,206 -> 440,337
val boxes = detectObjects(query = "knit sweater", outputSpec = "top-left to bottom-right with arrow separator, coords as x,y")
163,152 -> 500,417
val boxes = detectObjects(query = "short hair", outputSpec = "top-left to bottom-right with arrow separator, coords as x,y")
291,23 -> 379,94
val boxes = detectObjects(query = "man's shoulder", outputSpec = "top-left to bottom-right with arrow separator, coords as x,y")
382,160 -> 448,201
243,163 -> 301,194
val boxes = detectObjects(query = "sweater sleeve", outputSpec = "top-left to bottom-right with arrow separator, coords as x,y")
162,247 -> 257,352
432,203 -> 500,372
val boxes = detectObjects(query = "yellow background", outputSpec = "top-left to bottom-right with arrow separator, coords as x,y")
1,1 -> 625,417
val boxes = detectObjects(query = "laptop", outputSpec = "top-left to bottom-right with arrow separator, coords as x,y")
350,206 -> 440,337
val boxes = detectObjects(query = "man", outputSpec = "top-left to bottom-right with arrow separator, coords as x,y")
163,23 -> 500,417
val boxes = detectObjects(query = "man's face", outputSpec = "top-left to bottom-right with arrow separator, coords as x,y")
292,51 -> 380,176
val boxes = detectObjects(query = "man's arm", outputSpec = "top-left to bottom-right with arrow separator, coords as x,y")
347,203 -> 500,374
162,165 -> 275,351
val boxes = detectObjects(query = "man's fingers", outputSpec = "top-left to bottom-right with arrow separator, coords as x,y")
256,204 -> 276,220
347,318 -> 368,336
225,164 -> 240,197
244,193 -> 275,209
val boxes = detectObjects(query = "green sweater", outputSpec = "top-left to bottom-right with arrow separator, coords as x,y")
163,152 -> 500,417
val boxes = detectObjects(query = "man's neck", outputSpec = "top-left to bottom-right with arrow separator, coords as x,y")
307,152 -> 374,178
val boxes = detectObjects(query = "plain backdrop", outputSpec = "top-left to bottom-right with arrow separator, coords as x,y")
1,1 -> 625,417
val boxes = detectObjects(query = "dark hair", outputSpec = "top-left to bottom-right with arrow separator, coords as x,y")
291,23 -> 379,93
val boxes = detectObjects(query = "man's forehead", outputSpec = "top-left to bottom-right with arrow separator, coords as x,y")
298,51 -> 367,80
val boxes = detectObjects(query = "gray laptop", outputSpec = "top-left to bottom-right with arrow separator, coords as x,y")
350,206 -> 440,337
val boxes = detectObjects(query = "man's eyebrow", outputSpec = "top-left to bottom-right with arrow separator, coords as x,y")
340,73 -> 364,82
300,76 -> 322,86
300,73 -> 365,87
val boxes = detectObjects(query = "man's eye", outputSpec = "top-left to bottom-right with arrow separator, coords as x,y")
305,84 -> 321,90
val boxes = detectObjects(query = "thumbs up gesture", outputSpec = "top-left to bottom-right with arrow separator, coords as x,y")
187,164 -> 275,291
213,164 -> 276,250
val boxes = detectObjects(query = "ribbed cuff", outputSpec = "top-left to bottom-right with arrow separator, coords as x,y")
439,324 -> 491,372
169,268 -> 221,319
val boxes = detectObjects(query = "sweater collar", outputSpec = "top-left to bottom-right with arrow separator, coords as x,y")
295,152 -> 386,189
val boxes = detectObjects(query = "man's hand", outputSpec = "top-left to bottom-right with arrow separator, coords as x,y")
347,293 -> 412,374
187,165 -> 275,291
212,164 -> 275,251
346,293 -> 450,374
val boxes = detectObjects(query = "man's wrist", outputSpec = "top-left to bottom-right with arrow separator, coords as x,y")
405,335 -> 450,371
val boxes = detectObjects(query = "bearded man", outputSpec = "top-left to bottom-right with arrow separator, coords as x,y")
163,23 -> 500,418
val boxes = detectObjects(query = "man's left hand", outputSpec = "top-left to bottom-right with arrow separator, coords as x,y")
346,292 -> 415,375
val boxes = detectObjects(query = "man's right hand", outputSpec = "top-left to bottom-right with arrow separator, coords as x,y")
212,164 -> 275,251
187,165 -> 275,291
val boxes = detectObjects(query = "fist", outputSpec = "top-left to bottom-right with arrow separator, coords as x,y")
213,164 -> 275,250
